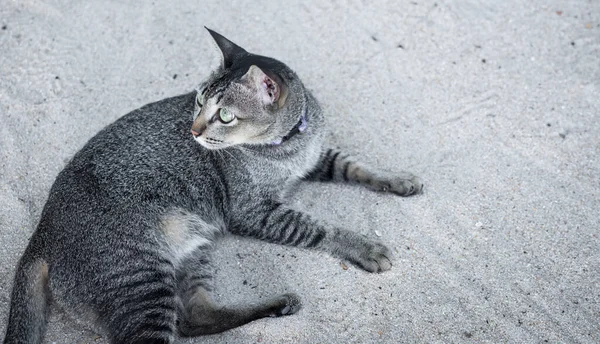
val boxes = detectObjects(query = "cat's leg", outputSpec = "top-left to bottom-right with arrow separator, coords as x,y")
175,247 -> 301,336
99,254 -> 178,344
229,201 -> 392,273
48,242 -> 178,344
177,288 -> 301,336
303,148 -> 423,196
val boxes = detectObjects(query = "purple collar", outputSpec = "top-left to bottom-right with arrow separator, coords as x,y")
271,109 -> 308,145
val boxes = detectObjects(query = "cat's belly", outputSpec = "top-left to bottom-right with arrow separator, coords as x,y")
158,208 -> 224,266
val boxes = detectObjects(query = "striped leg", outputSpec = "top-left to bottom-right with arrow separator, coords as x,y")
45,212 -> 180,344
176,247 -> 301,336
304,148 -> 423,196
229,201 -> 392,273
99,255 -> 178,344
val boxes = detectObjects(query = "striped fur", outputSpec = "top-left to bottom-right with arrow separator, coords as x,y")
3,30 -> 422,343
305,148 -> 423,196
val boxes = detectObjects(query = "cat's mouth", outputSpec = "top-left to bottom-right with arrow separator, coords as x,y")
194,136 -> 228,150
204,137 -> 223,144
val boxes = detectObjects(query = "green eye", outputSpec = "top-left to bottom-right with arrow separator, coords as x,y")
196,95 -> 203,107
218,108 -> 235,123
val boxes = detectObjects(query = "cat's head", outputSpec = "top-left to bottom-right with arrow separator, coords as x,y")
191,28 -> 306,150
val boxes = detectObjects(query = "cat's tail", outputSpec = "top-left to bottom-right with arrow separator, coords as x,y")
3,253 -> 50,344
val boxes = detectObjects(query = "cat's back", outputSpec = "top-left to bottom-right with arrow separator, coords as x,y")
67,92 -> 216,193
37,92 -> 225,237
70,91 -> 199,183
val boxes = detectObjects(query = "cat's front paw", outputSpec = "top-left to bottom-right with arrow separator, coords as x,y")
369,172 -> 423,197
346,240 -> 393,273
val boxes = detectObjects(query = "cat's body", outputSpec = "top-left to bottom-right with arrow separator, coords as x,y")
3,29 -> 422,344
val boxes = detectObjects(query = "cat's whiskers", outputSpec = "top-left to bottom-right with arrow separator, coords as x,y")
222,147 -> 243,164
234,145 -> 254,157
216,149 -> 226,163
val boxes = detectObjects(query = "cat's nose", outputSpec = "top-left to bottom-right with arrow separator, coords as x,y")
191,119 -> 207,138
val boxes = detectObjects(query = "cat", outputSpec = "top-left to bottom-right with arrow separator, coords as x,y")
3,28 -> 423,344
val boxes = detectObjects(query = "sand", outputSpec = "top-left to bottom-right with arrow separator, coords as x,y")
1,1 -> 599,343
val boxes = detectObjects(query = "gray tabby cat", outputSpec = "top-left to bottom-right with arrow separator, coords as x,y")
3,28 -> 422,344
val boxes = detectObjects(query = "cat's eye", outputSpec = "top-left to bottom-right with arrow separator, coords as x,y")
196,95 -> 204,107
218,108 -> 235,123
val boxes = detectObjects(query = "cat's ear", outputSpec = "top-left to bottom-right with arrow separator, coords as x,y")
241,65 -> 288,108
205,27 -> 247,68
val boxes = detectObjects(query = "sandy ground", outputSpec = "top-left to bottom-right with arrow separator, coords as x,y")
1,1 -> 599,343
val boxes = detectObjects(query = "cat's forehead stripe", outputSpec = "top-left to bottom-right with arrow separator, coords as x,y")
206,73 -> 236,105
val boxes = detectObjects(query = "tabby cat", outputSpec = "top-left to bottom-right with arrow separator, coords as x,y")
3,28 -> 423,344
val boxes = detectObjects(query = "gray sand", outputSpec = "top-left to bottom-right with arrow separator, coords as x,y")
1,1 -> 599,343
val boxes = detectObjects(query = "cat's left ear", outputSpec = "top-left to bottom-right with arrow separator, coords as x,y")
241,65 -> 288,108
205,27 -> 247,68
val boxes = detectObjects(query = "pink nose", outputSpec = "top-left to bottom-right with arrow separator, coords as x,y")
191,129 -> 200,137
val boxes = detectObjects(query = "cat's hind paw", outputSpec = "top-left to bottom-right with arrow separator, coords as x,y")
268,293 -> 302,317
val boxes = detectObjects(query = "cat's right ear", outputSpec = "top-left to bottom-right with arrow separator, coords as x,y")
205,27 -> 247,69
